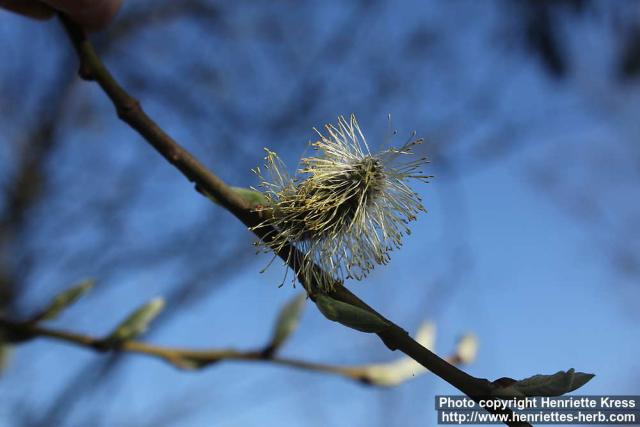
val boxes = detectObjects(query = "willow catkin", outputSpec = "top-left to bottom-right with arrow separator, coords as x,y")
253,114 -> 430,291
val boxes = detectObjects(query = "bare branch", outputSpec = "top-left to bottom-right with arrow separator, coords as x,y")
0,316 -> 468,385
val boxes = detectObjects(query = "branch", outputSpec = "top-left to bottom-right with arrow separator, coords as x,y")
0,317 -> 468,386
56,14 -> 528,426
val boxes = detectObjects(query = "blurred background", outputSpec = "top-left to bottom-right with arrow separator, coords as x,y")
1,0 -> 639,426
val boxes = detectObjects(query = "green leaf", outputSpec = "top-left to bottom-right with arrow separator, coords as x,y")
105,298 -> 165,344
491,368 -> 595,398
314,294 -> 389,333
37,279 -> 94,321
270,293 -> 306,350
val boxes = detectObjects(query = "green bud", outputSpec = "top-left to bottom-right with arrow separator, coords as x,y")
491,368 -> 595,398
315,294 -> 389,333
269,293 -> 306,351
37,279 -> 94,321
205,186 -> 269,208
105,297 -> 165,344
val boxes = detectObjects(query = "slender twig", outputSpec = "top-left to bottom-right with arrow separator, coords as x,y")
0,317 -> 463,385
55,14 -> 528,426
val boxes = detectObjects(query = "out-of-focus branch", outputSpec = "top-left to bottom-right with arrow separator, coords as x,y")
0,317 -> 471,385
108,0 -> 222,40
0,61 -> 77,315
56,14 -> 527,426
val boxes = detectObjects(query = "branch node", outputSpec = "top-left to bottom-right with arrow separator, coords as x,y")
116,98 -> 141,121
378,327 -> 407,351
